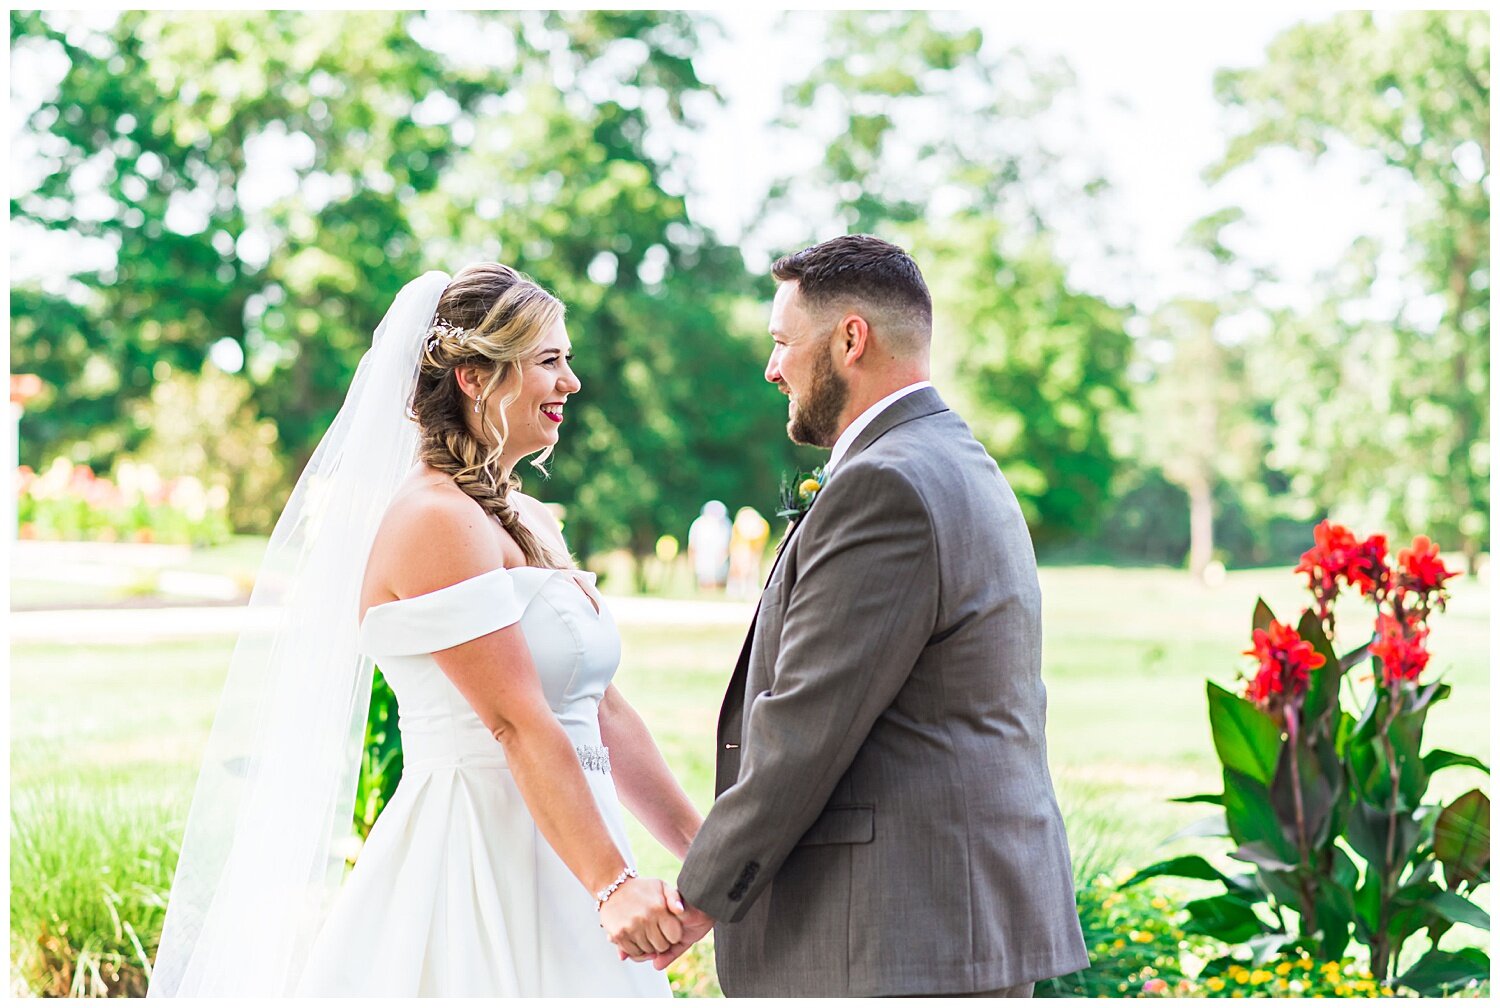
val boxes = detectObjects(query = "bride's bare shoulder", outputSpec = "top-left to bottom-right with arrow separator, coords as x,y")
384,478 -> 484,533
368,479 -> 515,597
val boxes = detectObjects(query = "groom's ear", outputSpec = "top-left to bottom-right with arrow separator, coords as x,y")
838,313 -> 870,365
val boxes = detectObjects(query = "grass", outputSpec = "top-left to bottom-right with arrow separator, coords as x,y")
10,782 -> 178,997
9,563 -> 1490,996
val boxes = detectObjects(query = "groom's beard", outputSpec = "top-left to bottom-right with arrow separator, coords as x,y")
786,347 -> 849,448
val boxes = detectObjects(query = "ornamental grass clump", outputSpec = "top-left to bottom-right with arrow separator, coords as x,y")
11,784 -> 179,996
1126,522 -> 1489,995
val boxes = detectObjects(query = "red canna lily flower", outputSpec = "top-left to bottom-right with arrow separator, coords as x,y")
1397,535 -> 1456,596
1295,520 -> 1358,584
1369,613 -> 1430,686
1345,533 -> 1389,597
1244,619 -> 1327,705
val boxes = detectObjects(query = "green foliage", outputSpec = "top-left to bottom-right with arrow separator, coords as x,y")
128,364 -> 287,533
1037,874 -> 1207,998
1197,954 -> 1398,997
18,456 -> 232,545
10,784 -> 178,997
355,668 -> 404,840
1211,11 -> 1490,563
11,10 -> 478,471
1128,541 -> 1490,993
766,11 -> 1133,542
11,9 -> 800,557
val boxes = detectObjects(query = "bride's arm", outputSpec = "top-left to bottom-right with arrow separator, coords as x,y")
599,685 -> 704,862
388,494 -> 684,957
508,492 -> 702,857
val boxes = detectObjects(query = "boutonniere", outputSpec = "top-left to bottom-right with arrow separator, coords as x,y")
776,465 -> 825,523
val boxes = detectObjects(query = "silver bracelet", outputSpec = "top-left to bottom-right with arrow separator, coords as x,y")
594,867 -> 638,912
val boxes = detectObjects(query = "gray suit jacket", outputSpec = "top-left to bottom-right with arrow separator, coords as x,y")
676,388 -> 1090,997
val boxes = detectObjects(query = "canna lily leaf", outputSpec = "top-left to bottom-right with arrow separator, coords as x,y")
1183,893 -> 1267,944
1170,792 -> 1225,805
1426,890 -> 1490,931
1397,947 -> 1490,996
1434,789 -> 1490,889
1207,681 -> 1282,787
1252,597 -> 1275,635
1124,855 -> 1231,889
1423,749 -> 1490,778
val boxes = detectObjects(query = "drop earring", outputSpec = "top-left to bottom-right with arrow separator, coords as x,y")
473,397 -> 483,414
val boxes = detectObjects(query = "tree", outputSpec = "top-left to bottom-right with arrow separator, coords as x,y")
414,10 -> 800,567
761,11 -> 1133,543
1210,11 -> 1489,566
11,9 -> 497,476
1128,298 -> 1257,579
11,10 -> 801,560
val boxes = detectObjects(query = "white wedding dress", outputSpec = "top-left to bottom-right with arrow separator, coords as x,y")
295,565 -> 671,996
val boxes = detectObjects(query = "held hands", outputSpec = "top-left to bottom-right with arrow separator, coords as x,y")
600,881 -> 715,971
598,877 -> 685,960
648,902 -> 714,971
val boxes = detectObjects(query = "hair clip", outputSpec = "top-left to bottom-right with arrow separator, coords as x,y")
424,318 -> 470,354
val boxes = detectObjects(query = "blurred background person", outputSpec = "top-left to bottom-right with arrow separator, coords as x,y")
688,501 -> 732,592
727,506 -> 771,600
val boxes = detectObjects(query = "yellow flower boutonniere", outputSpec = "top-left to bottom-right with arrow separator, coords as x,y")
776,466 -> 825,523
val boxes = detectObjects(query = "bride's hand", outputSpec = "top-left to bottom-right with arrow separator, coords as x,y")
599,878 -> 685,959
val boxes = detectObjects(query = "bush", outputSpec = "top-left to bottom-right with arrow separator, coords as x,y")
10,784 -> 179,997
1194,953 -> 1396,997
1039,874 -> 1213,998
16,458 -> 232,546
127,365 -> 288,534
1125,521 -> 1490,995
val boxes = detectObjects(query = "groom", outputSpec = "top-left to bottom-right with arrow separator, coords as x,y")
655,235 -> 1090,996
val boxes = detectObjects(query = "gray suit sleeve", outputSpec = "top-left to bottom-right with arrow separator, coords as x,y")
677,459 -> 939,921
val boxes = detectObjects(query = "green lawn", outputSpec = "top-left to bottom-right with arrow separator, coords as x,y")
10,563 -> 1490,994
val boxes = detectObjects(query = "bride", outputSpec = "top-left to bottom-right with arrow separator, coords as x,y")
149,265 -> 702,996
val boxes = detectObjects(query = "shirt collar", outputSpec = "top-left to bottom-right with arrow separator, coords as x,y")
825,380 -> 933,479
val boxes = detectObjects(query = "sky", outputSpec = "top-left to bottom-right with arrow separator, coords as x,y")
689,7 -> 1420,317
9,7 -> 1435,321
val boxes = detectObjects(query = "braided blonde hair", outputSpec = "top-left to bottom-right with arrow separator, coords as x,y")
411,263 -> 570,569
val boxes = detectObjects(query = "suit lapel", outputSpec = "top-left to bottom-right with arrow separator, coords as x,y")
713,387 -> 950,794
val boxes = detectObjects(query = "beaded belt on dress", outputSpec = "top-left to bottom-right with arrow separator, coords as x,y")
574,744 -> 611,775
396,713 -> 612,776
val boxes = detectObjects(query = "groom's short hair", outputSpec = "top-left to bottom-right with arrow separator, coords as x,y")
772,235 -> 932,353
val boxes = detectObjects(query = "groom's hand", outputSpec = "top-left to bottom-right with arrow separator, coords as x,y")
647,902 -> 714,971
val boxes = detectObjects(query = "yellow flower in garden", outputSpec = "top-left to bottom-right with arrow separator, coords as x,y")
1230,966 -> 1251,983
1296,958 -> 1312,971
1380,987 -> 1394,996
798,477 -> 821,498
1205,977 -> 1225,992
1130,929 -> 1154,943
1275,962 -> 1292,976
1151,896 -> 1168,909
1250,969 -> 1272,984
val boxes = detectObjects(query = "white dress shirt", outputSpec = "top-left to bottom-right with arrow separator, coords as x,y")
823,381 -> 933,483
